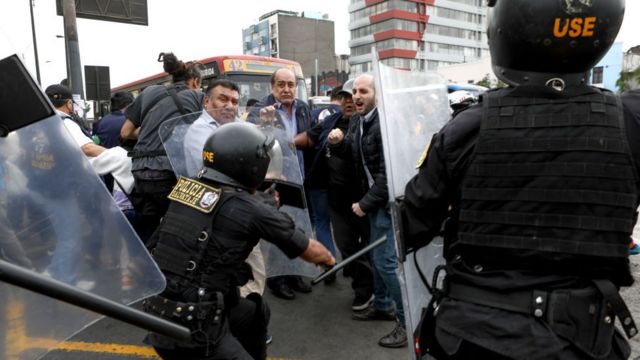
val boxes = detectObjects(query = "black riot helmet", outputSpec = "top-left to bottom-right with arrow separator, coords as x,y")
199,122 -> 277,190
487,0 -> 625,88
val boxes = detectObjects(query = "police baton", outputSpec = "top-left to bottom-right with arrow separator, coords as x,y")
0,259 -> 191,340
311,235 -> 387,285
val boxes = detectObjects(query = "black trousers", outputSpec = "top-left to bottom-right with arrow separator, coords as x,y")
153,298 -> 268,360
328,200 -> 373,299
130,171 -> 176,244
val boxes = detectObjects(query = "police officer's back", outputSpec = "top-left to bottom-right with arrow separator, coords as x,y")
403,1 -> 639,359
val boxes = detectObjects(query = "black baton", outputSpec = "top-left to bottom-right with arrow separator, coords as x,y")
312,235 -> 387,285
0,259 -> 191,340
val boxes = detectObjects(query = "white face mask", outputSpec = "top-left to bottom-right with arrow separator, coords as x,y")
66,100 -> 76,115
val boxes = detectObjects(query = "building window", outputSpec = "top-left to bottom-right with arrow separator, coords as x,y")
352,39 -> 418,57
447,0 -> 482,6
426,23 -> 479,40
592,66 -> 604,84
381,57 -> 423,71
351,62 -> 371,74
427,5 -> 483,24
351,19 -> 418,39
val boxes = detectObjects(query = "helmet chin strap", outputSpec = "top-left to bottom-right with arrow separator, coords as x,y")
494,66 -> 589,91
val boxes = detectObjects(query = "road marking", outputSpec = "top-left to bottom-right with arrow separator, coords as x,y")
56,342 -> 159,358
54,342 -> 293,359
4,292 -> 291,359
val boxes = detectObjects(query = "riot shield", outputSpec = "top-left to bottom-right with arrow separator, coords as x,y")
0,116 -> 166,360
160,111 -> 319,279
158,111 -> 207,177
258,122 -> 319,278
373,56 -> 451,342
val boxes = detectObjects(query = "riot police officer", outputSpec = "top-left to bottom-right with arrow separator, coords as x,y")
403,1 -> 639,359
143,122 -> 335,360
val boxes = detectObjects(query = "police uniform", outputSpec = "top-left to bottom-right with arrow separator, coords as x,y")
144,176 -> 309,360
125,83 -> 204,243
403,84 -> 640,359
401,1 -> 638,358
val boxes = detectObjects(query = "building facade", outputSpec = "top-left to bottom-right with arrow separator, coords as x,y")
242,10 -> 336,88
348,0 -> 488,75
589,42 -> 623,91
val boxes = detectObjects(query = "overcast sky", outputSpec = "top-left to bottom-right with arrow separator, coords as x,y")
1,0 -> 638,89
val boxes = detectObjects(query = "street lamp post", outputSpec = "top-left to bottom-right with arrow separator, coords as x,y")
28,0 -> 41,85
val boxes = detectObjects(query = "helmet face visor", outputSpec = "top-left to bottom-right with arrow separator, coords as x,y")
265,139 -> 284,180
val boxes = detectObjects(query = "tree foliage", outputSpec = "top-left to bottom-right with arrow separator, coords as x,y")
616,67 -> 640,93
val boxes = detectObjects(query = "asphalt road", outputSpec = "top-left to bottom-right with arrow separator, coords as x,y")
35,255 -> 640,360
35,223 -> 640,359
41,274 -> 407,360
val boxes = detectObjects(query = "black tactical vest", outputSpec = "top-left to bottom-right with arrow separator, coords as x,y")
458,86 -> 638,261
149,178 -> 250,298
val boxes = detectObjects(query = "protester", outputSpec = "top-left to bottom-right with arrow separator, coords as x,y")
93,91 -> 134,149
184,79 -> 240,176
247,68 -> 316,300
295,83 -> 374,298
328,74 -> 406,348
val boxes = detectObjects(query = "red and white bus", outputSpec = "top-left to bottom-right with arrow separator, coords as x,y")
111,55 -> 308,106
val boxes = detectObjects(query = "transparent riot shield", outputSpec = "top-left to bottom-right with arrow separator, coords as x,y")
160,111 -> 319,279
0,116 -> 166,360
258,122 -> 320,278
158,111 -> 205,177
373,56 -> 451,341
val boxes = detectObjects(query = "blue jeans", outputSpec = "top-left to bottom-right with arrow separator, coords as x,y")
308,189 -> 336,256
37,195 -> 83,284
368,207 -> 405,326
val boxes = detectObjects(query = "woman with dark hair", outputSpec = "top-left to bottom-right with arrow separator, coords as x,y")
121,52 -> 204,243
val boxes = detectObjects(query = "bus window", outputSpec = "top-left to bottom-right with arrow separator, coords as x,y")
297,79 -> 308,103
227,74 -> 309,106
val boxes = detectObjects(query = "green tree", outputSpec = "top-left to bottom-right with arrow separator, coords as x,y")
616,67 -> 640,92
475,73 -> 492,88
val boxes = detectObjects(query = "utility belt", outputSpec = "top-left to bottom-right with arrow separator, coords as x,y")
143,291 -> 225,346
127,149 -> 167,159
444,279 -> 637,358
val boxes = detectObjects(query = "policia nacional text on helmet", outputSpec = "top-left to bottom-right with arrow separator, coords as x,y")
143,122 -> 335,360
402,1 -> 640,360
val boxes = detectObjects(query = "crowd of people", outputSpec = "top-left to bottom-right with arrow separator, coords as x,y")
31,50 -> 409,358
14,1 -> 640,358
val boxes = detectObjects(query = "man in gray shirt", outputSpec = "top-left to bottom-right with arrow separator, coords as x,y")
184,80 -> 240,176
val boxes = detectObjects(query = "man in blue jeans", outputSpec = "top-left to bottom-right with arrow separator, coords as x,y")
328,74 -> 406,348
295,84 -> 374,301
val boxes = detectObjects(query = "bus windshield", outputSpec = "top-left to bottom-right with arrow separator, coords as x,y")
226,74 -> 308,106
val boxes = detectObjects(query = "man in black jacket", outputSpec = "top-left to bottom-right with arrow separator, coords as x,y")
328,74 -> 406,348
295,84 -> 374,308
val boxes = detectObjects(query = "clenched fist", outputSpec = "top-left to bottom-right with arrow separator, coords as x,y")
327,128 -> 344,145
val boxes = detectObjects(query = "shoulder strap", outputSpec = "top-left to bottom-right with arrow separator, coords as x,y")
167,87 -> 189,115
141,85 -> 188,117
